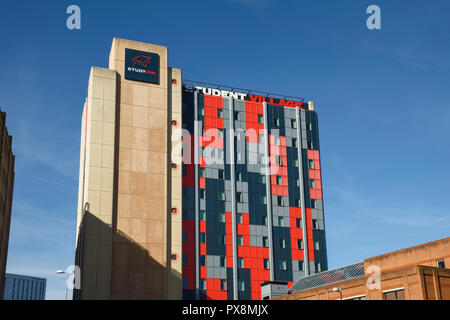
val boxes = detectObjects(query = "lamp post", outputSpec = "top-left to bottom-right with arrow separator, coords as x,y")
56,270 -> 68,300
332,287 -> 343,300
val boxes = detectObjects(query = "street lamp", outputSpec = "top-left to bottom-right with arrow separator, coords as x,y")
332,287 -> 343,300
56,270 -> 68,300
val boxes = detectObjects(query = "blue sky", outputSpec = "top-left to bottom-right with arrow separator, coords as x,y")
0,0 -> 449,299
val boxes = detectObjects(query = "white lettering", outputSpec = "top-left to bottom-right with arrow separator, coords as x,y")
66,5 -> 81,30
190,85 -> 247,101
366,5 -> 381,30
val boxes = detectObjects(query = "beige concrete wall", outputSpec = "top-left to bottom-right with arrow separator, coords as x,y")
108,37 -> 181,299
76,37 -> 182,300
76,67 -> 117,299
168,67 -> 183,300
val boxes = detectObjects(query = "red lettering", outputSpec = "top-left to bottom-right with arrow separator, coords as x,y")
248,95 -> 258,102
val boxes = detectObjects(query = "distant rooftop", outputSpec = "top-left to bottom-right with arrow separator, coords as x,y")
289,262 -> 365,293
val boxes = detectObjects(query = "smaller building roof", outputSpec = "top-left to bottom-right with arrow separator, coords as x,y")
289,262 -> 365,293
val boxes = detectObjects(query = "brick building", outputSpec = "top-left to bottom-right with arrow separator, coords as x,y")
272,237 -> 450,300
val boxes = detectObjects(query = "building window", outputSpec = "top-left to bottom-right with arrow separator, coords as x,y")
298,239 -> 304,250
298,260 -> 304,271
199,167 -> 205,177
218,191 -> 225,201
308,160 -> 315,169
312,219 -> 319,230
218,169 -> 224,179
307,121 -> 312,131
237,235 -> 244,246
310,179 -> 316,189
200,255 -> 206,266
238,280 -> 245,292
263,236 -> 269,248
218,128 -> 224,139
258,114 -> 264,124
200,189 -> 205,199
278,216 -> 285,227
292,138 -> 298,147
316,262 -> 322,272
220,256 -> 226,267
291,119 -> 297,129
280,260 -> 287,270
217,108 -> 223,119
275,155 -> 282,166
280,238 -> 286,248
261,195 -> 267,205
234,111 -> 240,121
221,279 -> 227,291
199,106 -> 204,116
264,259 -> 270,270
383,289 -> 405,300
277,196 -> 284,206
311,199 -> 316,209
236,192 -> 243,203
183,278 -> 188,289
183,231 -> 188,243
236,213 -> 243,224
296,218 -> 302,228
347,296 -> 366,301
220,212 -> 226,223
274,136 -> 280,146
314,240 -> 320,251
276,176 -> 282,185
259,133 -> 265,144
237,171 -> 243,182
263,215 -> 268,226
238,257 -> 244,268
295,197 -> 301,207
200,210 -> 206,221
273,117 -> 280,127
294,157 -> 299,168
200,233 -> 206,243
219,234 -> 226,245
182,254 -> 188,266
437,260 -> 446,268
260,175 -> 266,184
308,140 -> 314,150
200,279 -> 206,290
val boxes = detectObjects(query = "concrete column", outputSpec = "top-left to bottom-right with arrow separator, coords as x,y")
229,98 -> 238,300
262,102 -> 275,281
194,91 -> 200,299
296,107 -> 310,276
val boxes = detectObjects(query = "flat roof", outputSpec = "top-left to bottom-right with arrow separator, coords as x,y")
289,262 -> 365,293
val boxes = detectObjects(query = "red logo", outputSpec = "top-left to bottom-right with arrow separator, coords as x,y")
132,55 -> 152,68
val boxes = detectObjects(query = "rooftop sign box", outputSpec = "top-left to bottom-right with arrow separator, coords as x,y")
125,48 -> 159,84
